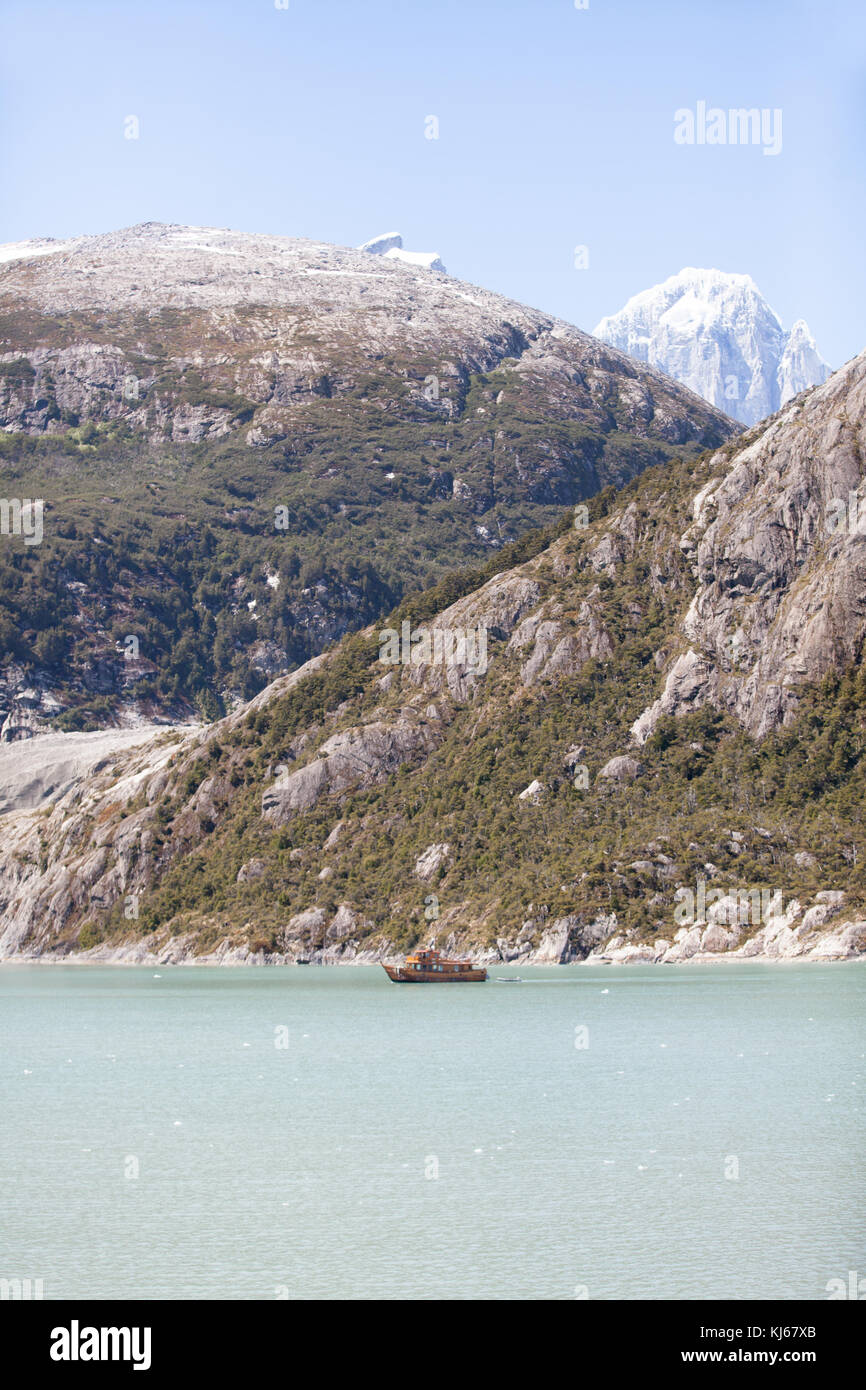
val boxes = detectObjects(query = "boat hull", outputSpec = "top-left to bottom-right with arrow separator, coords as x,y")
383,964 -> 488,983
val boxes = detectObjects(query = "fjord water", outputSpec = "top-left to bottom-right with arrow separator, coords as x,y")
2,963 -> 863,1301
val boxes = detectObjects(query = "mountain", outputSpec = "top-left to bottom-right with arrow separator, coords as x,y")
777,318 -> 831,406
1,348 -> 863,966
0,223 -> 733,732
592,268 -> 832,426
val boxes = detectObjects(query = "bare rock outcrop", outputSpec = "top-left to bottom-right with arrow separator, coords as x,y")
262,710 -> 445,825
597,755 -> 644,784
632,349 -> 866,741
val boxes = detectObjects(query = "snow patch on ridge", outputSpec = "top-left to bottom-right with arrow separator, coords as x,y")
358,231 -> 447,274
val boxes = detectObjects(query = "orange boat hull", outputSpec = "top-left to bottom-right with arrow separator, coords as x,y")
383,963 -> 488,983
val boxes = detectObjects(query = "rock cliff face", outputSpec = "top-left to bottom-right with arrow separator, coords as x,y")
593,268 -> 831,426
632,351 -> 866,741
0,350 -> 863,966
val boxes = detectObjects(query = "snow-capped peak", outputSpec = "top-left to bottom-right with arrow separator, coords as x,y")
592,268 -> 831,425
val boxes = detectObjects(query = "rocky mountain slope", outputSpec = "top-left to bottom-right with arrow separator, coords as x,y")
0,223 -> 728,448
593,268 -> 831,426
0,224 -> 734,730
0,350 -> 863,966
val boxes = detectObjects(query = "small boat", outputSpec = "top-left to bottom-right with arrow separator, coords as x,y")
495,975 -> 522,982
383,947 -> 487,983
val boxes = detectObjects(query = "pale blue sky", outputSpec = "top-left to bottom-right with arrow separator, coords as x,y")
1,0 -> 863,365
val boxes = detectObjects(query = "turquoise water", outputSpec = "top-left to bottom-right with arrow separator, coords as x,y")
1,962 -> 863,1300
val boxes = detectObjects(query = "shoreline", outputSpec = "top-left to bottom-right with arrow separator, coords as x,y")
2,947 -> 863,969
3,907 -> 864,971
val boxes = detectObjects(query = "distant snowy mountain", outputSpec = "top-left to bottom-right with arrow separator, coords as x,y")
592,268 -> 831,426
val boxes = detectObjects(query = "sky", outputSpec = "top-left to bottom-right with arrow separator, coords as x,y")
1,0 -> 863,366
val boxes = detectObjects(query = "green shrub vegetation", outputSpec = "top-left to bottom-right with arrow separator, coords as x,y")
0,347 -> 719,724
78,447 -> 866,954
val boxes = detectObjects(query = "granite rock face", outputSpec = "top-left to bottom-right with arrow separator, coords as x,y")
262,711 -> 446,825
597,755 -> 643,784
632,349 -> 866,740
